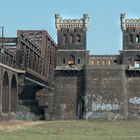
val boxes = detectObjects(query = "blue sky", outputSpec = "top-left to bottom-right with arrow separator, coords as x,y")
0,0 -> 140,54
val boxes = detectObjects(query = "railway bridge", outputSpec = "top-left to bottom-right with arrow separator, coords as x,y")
0,30 -> 57,114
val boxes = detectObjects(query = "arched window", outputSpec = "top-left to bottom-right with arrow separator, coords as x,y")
136,35 -> 140,43
68,55 -> 75,66
63,35 -> 67,43
76,35 -> 80,43
70,35 -> 74,44
129,34 -> 133,43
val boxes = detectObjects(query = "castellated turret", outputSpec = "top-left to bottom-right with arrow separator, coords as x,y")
53,14 -> 89,119
55,14 -> 89,31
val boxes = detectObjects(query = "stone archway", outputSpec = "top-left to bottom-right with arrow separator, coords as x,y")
2,71 -> 9,113
11,74 -> 17,111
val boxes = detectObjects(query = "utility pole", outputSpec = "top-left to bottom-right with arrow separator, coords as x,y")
0,26 -> 4,114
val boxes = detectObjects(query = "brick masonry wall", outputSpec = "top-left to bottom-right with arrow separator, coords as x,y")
127,76 -> 140,117
84,65 -> 126,119
53,70 -> 84,119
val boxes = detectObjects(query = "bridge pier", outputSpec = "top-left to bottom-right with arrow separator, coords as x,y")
0,64 -> 25,114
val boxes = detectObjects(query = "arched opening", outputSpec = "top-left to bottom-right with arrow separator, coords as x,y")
2,71 -> 9,113
68,55 -> 75,66
11,74 -> 17,111
76,34 -> 81,43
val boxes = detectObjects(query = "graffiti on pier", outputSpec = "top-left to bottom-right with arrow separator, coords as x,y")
91,102 -> 120,111
129,97 -> 140,105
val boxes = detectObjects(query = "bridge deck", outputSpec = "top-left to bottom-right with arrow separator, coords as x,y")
0,62 -> 25,73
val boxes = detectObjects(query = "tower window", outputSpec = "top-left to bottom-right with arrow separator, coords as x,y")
136,35 -> 140,43
78,59 -> 80,64
63,35 -> 67,43
129,34 -> 133,43
63,59 -> 65,64
70,35 -> 74,44
76,35 -> 81,43
68,55 -> 75,66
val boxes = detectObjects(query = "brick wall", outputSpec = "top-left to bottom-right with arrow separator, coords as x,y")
53,70 -> 84,119
84,65 -> 126,119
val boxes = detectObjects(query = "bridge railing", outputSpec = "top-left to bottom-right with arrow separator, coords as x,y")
0,47 -> 16,68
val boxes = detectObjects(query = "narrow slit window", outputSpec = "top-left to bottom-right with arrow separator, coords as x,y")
63,35 -> 67,43
130,34 -> 133,43
63,59 -> 65,64
78,59 -> 80,64
76,35 -> 81,43
70,35 -> 74,43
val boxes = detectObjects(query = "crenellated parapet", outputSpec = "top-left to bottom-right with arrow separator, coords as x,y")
55,14 -> 89,30
121,14 -> 140,30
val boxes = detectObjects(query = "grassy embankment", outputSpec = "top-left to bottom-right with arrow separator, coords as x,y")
0,120 -> 140,140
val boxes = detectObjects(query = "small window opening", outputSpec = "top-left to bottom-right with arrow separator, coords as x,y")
63,35 -> 67,43
70,35 -> 74,43
130,34 -> 133,43
136,35 -> 140,43
78,59 -> 80,64
76,35 -> 80,43
134,60 -> 140,68
68,55 -> 75,66
114,60 -> 117,63
63,59 -> 65,64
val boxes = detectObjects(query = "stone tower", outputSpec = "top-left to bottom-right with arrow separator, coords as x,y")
120,14 -> 140,68
120,14 -> 140,118
53,14 -> 89,119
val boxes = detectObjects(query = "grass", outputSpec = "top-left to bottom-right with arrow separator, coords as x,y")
0,120 -> 140,140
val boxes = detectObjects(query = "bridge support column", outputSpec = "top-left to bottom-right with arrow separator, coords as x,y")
9,85 -> 11,112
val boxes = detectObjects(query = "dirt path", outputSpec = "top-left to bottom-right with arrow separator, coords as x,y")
0,120 -> 45,133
